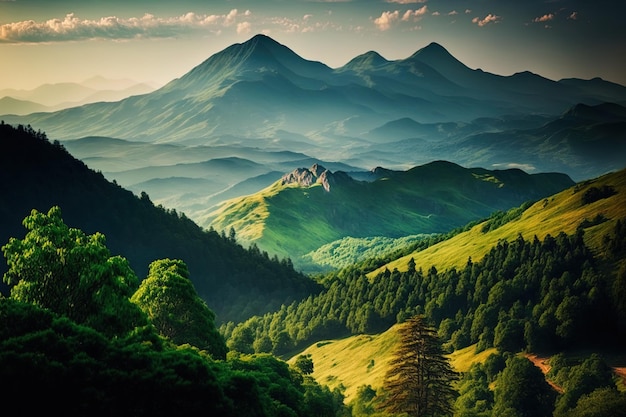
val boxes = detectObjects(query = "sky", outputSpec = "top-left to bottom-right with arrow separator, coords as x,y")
1,0 -> 625,91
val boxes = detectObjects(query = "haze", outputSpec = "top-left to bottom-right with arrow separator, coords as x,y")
1,0 -> 625,90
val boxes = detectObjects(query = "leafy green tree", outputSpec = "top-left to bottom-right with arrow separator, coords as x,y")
454,363 -> 494,417
131,258 -> 227,359
294,354 -> 314,375
2,206 -> 145,337
493,356 -> 556,417
379,315 -> 459,417
566,387 -> 626,417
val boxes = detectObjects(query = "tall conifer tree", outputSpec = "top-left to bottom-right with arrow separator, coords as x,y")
379,315 -> 458,417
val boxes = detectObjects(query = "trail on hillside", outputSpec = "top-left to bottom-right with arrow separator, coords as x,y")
525,354 -> 564,394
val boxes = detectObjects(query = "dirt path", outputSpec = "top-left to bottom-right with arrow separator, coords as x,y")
614,367 -> 626,387
525,354 -> 564,394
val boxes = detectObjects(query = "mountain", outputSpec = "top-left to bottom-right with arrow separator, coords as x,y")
0,79 -> 156,110
3,34 -> 625,145
206,161 -> 575,269
0,123 -> 320,323
226,166 -> 626,411
0,96 -> 52,115
369,165 -> 626,278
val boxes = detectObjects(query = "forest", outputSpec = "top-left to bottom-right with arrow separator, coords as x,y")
2,123 -> 626,416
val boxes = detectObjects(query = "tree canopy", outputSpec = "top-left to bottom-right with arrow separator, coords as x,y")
131,258 -> 227,359
2,206 -> 146,337
379,315 -> 458,417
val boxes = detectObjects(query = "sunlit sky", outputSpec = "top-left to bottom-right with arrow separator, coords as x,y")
1,0 -> 624,90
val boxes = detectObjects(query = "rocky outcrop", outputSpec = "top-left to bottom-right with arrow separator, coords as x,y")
281,163 -> 350,192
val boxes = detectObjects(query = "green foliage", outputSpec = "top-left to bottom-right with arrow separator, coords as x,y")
454,362 -> 494,417
131,258 -> 227,359
378,315 -> 459,417
225,227 -> 621,356
294,354 -> 315,375
0,122 -> 319,324
2,206 -> 146,337
493,356 -> 556,417
211,161 -> 573,268
548,353 -> 617,416
303,234 -> 431,272
581,185 -> 617,205
350,385 -> 384,417
480,201 -> 534,233
565,387 -> 626,417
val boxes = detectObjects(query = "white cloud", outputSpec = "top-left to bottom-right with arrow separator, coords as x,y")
237,21 -> 251,35
448,10 -> 458,16
375,6 -> 427,30
568,11 -> 579,20
385,0 -> 427,3
492,163 -> 536,172
533,13 -> 555,23
402,6 -> 428,21
472,14 -> 501,27
0,10 -> 251,43
374,10 -> 400,31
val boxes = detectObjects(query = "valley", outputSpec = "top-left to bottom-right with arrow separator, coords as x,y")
2,33 -> 626,417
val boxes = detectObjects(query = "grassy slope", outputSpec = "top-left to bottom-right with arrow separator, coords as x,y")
209,162 -> 575,264
368,167 -> 626,278
289,324 -> 496,402
290,167 -> 626,403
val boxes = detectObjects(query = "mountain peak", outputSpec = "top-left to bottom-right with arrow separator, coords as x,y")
281,164 -> 348,192
342,51 -> 389,71
406,42 -> 470,77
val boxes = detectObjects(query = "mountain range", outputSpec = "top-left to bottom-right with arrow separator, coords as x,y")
0,77 -> 157,115
0,123 -> 318,324
206,161 -> 575,270
1,35 -> 625,175
2,34 -> 626,268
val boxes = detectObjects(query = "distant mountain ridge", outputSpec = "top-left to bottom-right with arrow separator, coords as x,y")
3,34 -> 625,143
0,123 -> 319,324
207,160 -> 575,270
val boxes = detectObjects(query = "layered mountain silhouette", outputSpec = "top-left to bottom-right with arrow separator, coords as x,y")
3,34 -> 625,144
0,123 -> 319,323
206,161 -> 575,269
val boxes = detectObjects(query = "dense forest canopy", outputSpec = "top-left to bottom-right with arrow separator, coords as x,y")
2,122 -> 626,416
0,205 -> 345,416
0,122 -> 320,324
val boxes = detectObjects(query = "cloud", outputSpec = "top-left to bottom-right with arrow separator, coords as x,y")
568,11 -> 579,20
375,6 -> 427,30
472,14 -> 501,27
0,10 -> 251,43
402,6 -> 428,21
385,0 -> 427,3
533,13 -> 555,23
237,21 -> 251,35
492,163 -> 536,172
448,10 -> 458,16
374,10 -> 400,31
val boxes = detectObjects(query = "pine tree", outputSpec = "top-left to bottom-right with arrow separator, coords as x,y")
379,315 -> 459,417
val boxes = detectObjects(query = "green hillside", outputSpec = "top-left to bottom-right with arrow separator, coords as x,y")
0,123 -> 319,324
288,325 -> 496,403
208,161 -> 574,268
368,166 -> 626,278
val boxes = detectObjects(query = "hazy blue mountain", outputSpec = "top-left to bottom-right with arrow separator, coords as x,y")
0,79 -> 156,110
2,34 -> 625,216
0,96 -> 51,116
0,123 -> 318,323
3,34 -> 624,144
